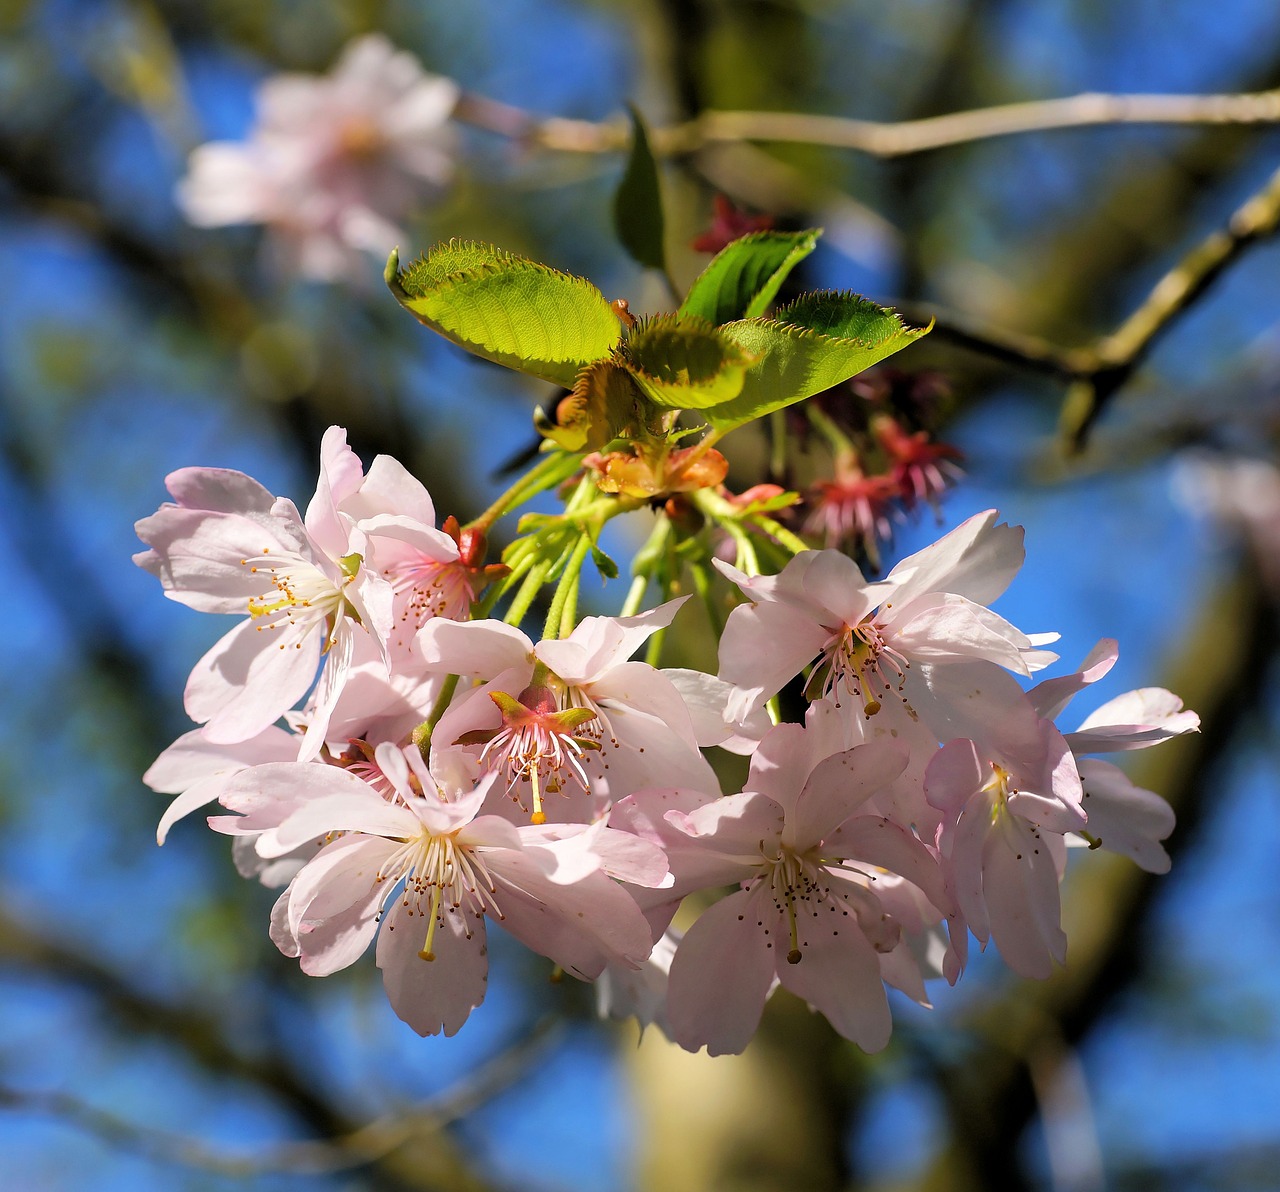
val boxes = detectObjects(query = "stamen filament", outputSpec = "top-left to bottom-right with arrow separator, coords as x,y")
419,885 -> 443,961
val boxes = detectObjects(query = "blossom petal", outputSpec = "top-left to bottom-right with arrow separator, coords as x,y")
826,817 -> 950,916
1026,638 -> 1119,720
1076,758 -> 1175,873
492,852 -> 655,977
885,509 -> 1025,607
778,902 -> 893,1052
718,601 -> 830,721
666,887 -> 777,1055
376,901 -> 488,1037
418,618 -> 532,678
983,811 -> 1065,980
184,617 -> 321,743
789,742 -> 909,847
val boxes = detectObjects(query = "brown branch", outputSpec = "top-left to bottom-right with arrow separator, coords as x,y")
0,1020 -> 558,1179
893,159 -> 1280,448
456,88 -> 1280,160
0,905 -> 496,1192
1058,158 -> 1280,450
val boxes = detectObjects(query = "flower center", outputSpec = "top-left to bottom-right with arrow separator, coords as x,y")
820,618 -> 909,716
758,843 -> 832,965
471,686 -> 600,824
377,827 -> 499,961
385,555 -> 476,630
983,763 -> 1016,819
241,549 -> 349,648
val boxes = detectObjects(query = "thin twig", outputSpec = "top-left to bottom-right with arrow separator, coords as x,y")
457,88 -> 1280,160
1057,159 -> 1280,449
0,1019 -> 560,1178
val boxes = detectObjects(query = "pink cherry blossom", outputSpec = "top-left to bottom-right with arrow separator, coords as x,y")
921,662 -> 1087,981
135,460 -> 370,757
217,742 -> 665,1036
654,732 -> 949,1055
420,602 -> 718,820
716,509 -> 1059,723
178,35 -> 459,281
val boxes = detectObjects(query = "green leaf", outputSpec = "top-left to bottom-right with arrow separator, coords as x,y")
623,315 -> 758,409
772,289 -> 909,342
591,544 -> 619,580
704,295 -> 928,430
538,359 -> 642,451
387,243 -> 621,387
613,106 -> 667,275
679,229 -> 821,325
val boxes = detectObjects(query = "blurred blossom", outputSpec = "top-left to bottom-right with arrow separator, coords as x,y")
1173,451 -> 1280,589
177,34 -> 459,281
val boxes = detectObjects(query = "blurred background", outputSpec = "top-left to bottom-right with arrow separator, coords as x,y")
3,0 -> 1280,1188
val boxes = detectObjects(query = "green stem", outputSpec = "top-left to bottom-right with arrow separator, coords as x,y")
413,673 -> 462,756
690,559 -> 724,638
769,409 -> 788,482
504,559 -> 551,627
544,534 -> 592,639
619,573 -> 649,619
751,514 -> 811,557
643,625 -> 667,668
472,555 -> 531,619
722,519 -> 760,575
805,402 -> 859,459
468,450 -> 583,532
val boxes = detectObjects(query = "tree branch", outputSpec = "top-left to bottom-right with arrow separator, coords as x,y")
0,1020 -> 558,1179
456,87 -> 1280,159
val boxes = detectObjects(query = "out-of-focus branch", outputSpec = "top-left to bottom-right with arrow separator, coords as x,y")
456,88 -> 1280,158
0,905 -> 497,1192
895,159 -> 1280,448
0,1019 -> 558,1179
1057,159 -> 1280,450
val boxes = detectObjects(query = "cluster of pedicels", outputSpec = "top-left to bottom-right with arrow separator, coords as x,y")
136,427 -> 1196,1053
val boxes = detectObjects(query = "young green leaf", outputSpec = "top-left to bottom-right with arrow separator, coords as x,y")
772,289 -> 910,342
623,315 -> 757,409
547,359 -> 642,451
613,106 -> 667,276
679,229 -> 821,326
704,296 -> 928,430
387,244 -> 621,387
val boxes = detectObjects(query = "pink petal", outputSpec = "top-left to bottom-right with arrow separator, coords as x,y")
344,453 -> 436,526
376,900 -> 488,1036
890,593 -> 1049,674
184,617 -> 320,743
777,903 -> 892,1052
666,887 -> 777,1055
304,426 -> 365,560
886,509 -> 1024,607
717,601 -> 830,721
145,726 -> 296,793
924,738 -> 985,816
537,599 -> 687,683
1026,638 -> 1119,720
491,851 -> 656,977
670,790 -> 785,861
826,817 -> 950,917
418,618 -> 532,678
983,811 -> 1066,980
789,742 -> 909,846
1077,758 -> 1175,873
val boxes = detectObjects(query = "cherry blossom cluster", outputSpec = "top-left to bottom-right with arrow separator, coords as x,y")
136,427 -> 1196,1052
